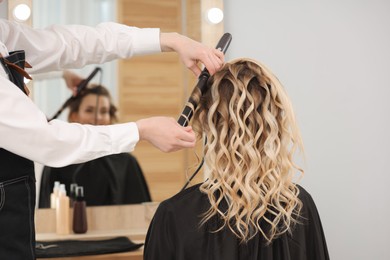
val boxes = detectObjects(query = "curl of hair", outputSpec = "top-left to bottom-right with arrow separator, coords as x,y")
191,58 -> 304,243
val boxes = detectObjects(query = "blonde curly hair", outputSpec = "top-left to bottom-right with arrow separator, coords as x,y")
191,58 -> 304,243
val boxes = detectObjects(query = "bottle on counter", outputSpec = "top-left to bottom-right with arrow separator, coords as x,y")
73,186 -> 88,234
50,181 -> 60,209
69,183 -> 78,207
56,184 -> 70,235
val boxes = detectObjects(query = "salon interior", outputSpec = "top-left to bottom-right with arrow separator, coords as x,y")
1,0 -> 390,259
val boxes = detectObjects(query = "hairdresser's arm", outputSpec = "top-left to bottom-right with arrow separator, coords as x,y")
1,20 -> 223,76
0,75 -> 135,167
0,75 -> 192,167
62,70 -> 83,95
0,20 -> 161,73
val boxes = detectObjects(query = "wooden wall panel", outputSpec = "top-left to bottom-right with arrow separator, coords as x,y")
118,0 -> 181,31
117,0 -> 186,202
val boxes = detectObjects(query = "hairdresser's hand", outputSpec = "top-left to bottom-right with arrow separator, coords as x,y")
63,70 -> 84,96
136,117 -> 196,152
160,32 -> 224,76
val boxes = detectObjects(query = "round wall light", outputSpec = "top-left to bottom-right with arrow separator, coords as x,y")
13,4 -> 31,22
206,7 -> 224,24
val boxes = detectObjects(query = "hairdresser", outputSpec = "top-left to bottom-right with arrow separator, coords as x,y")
0,18 -> 223,259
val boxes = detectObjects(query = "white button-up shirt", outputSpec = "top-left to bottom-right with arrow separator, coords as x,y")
0,20 -> 161,167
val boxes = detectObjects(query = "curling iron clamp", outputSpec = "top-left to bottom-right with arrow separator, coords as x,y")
49,67 -> 102,121
178,33 -> 232,190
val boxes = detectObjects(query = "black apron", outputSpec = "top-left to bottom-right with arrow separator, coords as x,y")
0,50 -> 36,260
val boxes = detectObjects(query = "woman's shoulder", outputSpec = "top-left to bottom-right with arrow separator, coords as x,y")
157,183 -> 205,212
165,183 -> 203,202
296,184 -> 312,199
296,184 -> 320,204
295,184 -> 323,217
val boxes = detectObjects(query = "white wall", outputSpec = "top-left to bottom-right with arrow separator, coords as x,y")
0,0 -> 8,19
224,0 -> 390,259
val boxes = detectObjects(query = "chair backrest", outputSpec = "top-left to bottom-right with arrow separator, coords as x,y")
38,153 -> 151,208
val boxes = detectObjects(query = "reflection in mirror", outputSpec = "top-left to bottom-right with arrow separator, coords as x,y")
37,84 -> 152,208
32,0 -> 118,118
32,0 -> 124,208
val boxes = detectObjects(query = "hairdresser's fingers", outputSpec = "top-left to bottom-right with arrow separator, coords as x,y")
200,49 -> 224,76
183,125 -> 193,132
63,70 -> 83,96
136,117 -> 195,153
175,139 -> 196,151
162,124 -> 196,152
161,33 -> 224,77
189,62 -> 202,77
170,126 -> 196,151
214,48 -> 225,66
208,49 -> 224,74
181,126 -> 195,143
189,54 -> 221,77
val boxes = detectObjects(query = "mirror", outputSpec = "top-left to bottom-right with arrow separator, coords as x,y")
31,0 -> 118,120
30,0 -> 223,207
31,0 -> 123,208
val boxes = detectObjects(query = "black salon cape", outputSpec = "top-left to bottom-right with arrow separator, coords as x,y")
144,184 -> 329,260
39,153 -> 151,207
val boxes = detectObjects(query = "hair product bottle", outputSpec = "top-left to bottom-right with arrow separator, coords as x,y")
56,184 -> 70,235
69,183 -> 78,207
50,181 -> 60,209
73,186 -> 88,234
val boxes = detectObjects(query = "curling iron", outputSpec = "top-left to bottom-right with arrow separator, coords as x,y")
49,67 -> 102,121
179,33 -> 232,191
177,33 -> 232,127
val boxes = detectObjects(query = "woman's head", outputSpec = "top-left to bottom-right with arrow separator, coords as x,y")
68,84 -> 117,125
191,58 -> 304,243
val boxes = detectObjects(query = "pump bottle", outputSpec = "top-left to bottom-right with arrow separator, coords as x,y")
73,186 -> 88,234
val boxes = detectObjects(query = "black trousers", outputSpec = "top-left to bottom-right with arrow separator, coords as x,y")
0,174 -> 36,260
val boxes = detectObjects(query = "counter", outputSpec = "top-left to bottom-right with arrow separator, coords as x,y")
35,203 -> 158,260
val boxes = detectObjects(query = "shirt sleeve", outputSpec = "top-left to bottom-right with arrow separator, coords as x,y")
0,74 -> 139,167
30,71 -> 63,81
0,19 -> 161,73
144,201 -> 176,260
